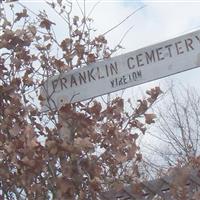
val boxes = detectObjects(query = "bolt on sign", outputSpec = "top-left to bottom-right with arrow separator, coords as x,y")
40,29 -> 200,111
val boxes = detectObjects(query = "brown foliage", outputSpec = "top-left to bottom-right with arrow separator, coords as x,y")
0,1 -> 161,199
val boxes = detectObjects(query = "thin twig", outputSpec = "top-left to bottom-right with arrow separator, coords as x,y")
119,25 -> 134,47
45,0 -> 69,24
75,0 -> 84,17
102,5 -> 146,36
17,1 -> 38,17
87,0 -> 102,19
111,25 -> 134,56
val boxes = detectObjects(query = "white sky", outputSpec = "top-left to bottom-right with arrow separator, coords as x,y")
9,0 -> 200,90
64,0 -> 200,93
73,0 -> 200,166
6,0 -> 200,126
3,0 -> 200,119
87,0 -> 200,89
3,0 -> 200,170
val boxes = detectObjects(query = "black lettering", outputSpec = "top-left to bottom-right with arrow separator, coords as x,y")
119,78 -> 123,86
137,70 -> 142,77
52,79 -> 59,91
60,77 -> 67,90
87,68 -> 96,82
78,71 -> 87,85
97,67 -> 104,79
132,72 -> 137,80
136,53 -> 144,67
109,62 -> 118,75
105,64 -> 109,77
110,70 -> 142,89
110,80 -> 115,87
195,35 -> 200,44
123,76 -> 127,84
165,44 -> 173,57
175,41 -> 184,55
156,47 -> 164,61
128,74 -> 132,82
70,75 -> 77,87
185,38 -> 194,51
145,50 -> 155,64
127,57 -> 135,69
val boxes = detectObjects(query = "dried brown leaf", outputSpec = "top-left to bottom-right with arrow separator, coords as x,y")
21,156 -> 35,167
136,100 -> 148,114
87,53 -> 96,63
60,38 -> 72,51
74,137 -> 93,150
144,113 -> 156,124
40,18 -> 55,30
15,9 -> 28,22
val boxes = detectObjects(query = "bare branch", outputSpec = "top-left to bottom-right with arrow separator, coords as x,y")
102,5 -> 146,36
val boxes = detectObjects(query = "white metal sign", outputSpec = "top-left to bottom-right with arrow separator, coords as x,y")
40,29 -> 200,111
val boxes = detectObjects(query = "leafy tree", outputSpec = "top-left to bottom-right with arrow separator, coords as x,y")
0,1 -> 161,199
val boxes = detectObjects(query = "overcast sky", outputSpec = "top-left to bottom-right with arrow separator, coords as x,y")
86,0 -> 200,89
7,0 -> 200,91
74,0 -> 200,161
64,0 -> 200,94
3,0 -> 200,168
3,0 -> 200,108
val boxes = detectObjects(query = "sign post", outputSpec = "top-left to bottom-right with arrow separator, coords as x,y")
40,29 -> 200,111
